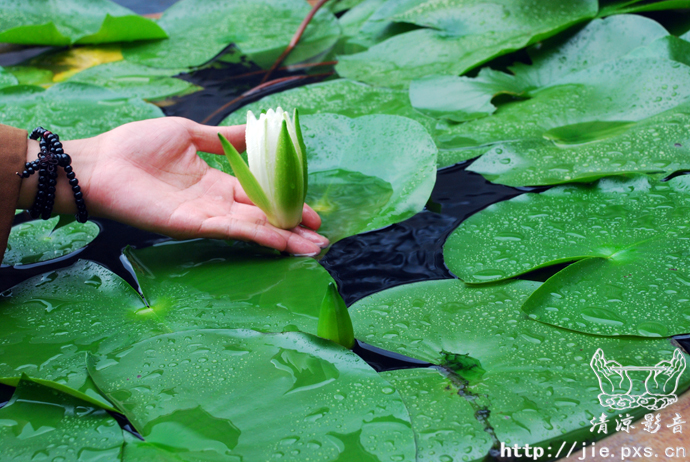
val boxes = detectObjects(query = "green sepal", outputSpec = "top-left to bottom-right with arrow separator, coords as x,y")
293,109 -> 309,201
317,282 -> 355,349
274,120 -> 304,228
218,133 -> 273,216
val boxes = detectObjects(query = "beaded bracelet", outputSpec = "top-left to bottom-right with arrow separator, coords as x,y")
16,127 -> 88,223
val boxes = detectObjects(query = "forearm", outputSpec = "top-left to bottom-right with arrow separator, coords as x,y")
0,125 -> 28,258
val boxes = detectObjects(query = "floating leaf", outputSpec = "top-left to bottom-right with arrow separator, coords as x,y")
123,0 -> 341,69
350,279 -> 690,448
336,0 -> 598,88
126,239 -> 336,335
381,368 -> 493,462
88,329 -> 416,461
409,69 -> 524,122
223,113 -> 437,242
67,61 -> 200,100
3,216 -> 99,267
599,0 -> 690,16
0,260 -> 163,405
0,66 -> 18,89
0,82 -> 163,139
0,376 -> 123,461
445,176 -> 690,336
450,57 -> 690,181
0,0 -> 166,46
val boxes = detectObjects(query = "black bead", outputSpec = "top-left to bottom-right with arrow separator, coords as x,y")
57,153 -> 71,167
27,167 -> 34,174
74,191 -> 83,200
47,186 -> 55,193
66,172 -> 75,180
75,198 -> 84,205
46,193 -> 54,201
68,178 -> 78,186
37,183 -> 46,191
38,168 -> 47,175
72,185 -> 81,193
54,147 -> 64,154
64,165 -> 73,174
48,178 -> 56,186
36,190 -> 45,198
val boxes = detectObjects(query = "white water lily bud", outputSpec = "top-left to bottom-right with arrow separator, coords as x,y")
219,107 -> 308,229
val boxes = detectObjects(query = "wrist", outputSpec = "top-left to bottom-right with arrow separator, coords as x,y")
17,136 -> 96,216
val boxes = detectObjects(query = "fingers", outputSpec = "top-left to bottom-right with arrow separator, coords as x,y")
292,225 -> 329,248
199,216 -> 324,256
189,121 -> 246,154
301,203 -> 322,230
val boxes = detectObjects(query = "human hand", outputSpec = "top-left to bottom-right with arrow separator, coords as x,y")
18,117 -> 329,256
645,349 -> 686,396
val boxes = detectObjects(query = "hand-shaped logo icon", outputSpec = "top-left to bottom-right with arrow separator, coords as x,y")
591,348 -> 686,411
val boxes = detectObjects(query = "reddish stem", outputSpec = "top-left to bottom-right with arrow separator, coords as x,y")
260,0 -> 332,84
201,73 -> 334,125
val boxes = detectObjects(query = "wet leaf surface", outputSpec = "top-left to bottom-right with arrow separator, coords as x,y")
0,0 -> 166,45
0,82 -> 163,138
445,176 -> 690,336
126,239 -> 336,335
335,0 -> 598,88
3,216 -> 99,267
0,260 -> 160,406
122,0 -> 341,69
67,61 -> 200,100
0,376 -> 123,460
381,368 -> 493,462
88,329 -> 416,461
350,279 -> 690,448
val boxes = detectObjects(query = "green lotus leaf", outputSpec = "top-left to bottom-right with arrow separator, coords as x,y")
0,376 -> 123,460
3,216 -> 99,267
328,0 -> 369,14
122,0 -> 341,69
3,65 -> 53,87
381,368 -> 493,462
0,82 -> 163,139
0,66 -> 18,89
409,69 -> 525,122
448,57 -> 690,182
335,0 -> 598,88
67,61 -> 200,100
221,113 -> 437,243
599,0 -> 690,16
350,279 -> 690,449
0,260 -> 165,406
125,239 -> 336,335
0,0 -> 166,46
445,176 -> 690,336
88,329 -> 416,461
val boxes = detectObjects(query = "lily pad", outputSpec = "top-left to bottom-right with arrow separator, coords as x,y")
126,239 -> 336,335
335,0 -> 598,88
88,329 -> 416,461
0,376 -> 123,461
445,176 -> 690,336
0,82 -> 163,139
350,279 -> 690,448
222,112 -> 437,243
599,0 -> 690,16
0,260 -> 164,405
3,216 -> 99,267
0,66 -> 18,89
0,0 -> 167,46
446,56 -> 690,181
122,0 -> 341,69
381,368 -> 493,462
67,61 -> 200,100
